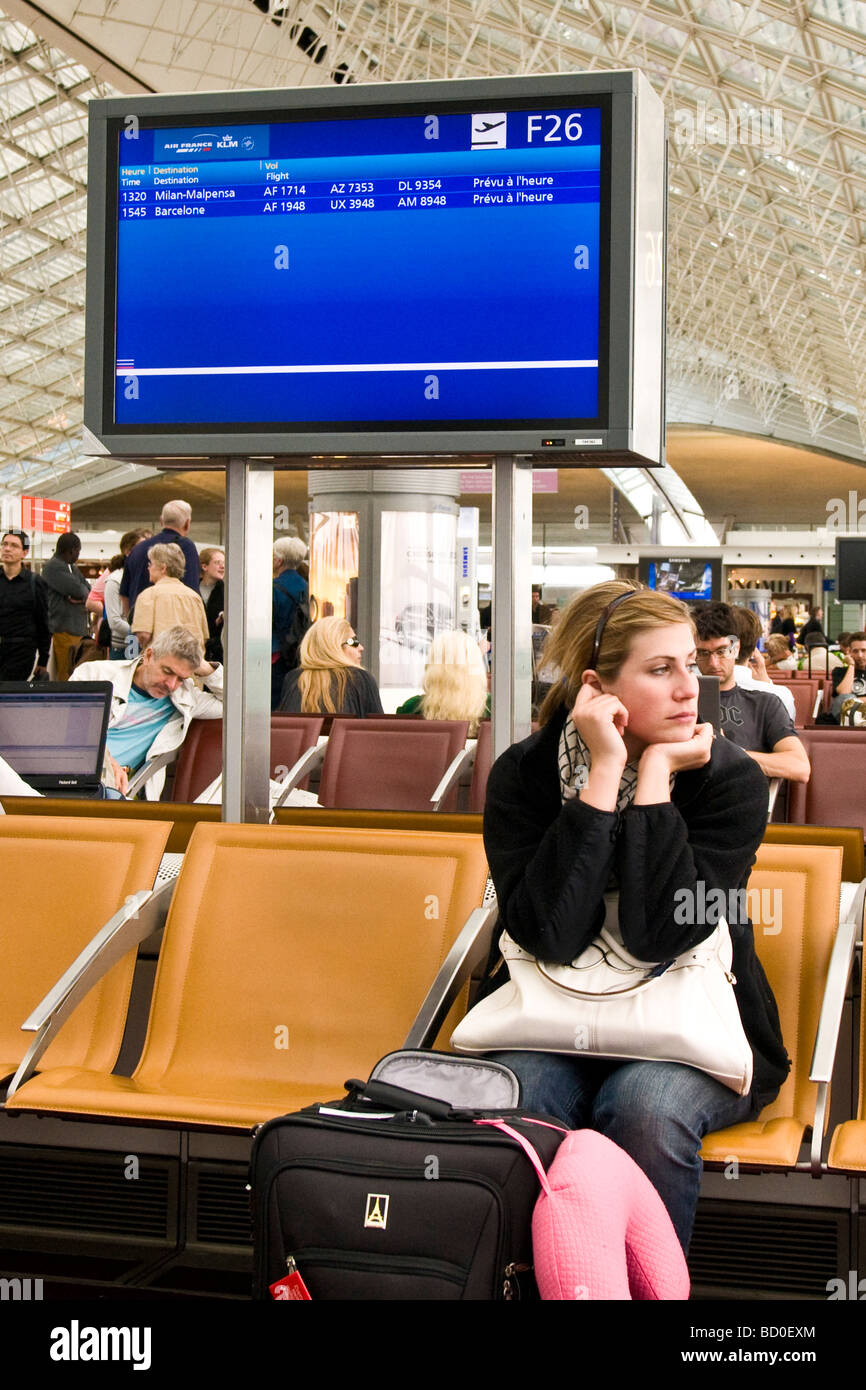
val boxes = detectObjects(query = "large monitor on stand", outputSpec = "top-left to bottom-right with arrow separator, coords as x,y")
84,70 -> 666,466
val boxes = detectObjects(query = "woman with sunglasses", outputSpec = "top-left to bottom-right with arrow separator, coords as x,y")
481,580 -> 788,1252
277,615 -> 384,717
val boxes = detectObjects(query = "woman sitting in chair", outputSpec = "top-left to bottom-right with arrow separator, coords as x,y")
479,581 -> 789,1251
278,616 -> 383,717
396,630 -> 489,734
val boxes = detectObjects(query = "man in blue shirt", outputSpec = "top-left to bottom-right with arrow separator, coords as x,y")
120,500 -> 201,617
69,625 -> 222,798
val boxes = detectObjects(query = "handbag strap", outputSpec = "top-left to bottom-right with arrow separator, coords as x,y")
473,1118 -> 554,1196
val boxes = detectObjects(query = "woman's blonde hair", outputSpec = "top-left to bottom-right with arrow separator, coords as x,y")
538,580 -> 695,726
420,631 -> 488,734
297,615 -> 356,714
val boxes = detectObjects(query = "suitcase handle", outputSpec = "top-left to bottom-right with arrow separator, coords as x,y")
344,1077 -> 454,1120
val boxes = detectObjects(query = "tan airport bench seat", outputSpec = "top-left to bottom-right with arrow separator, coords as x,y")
5,822 -> 491,1129
701,842 -> 855,1174
0,814 -> 172,1089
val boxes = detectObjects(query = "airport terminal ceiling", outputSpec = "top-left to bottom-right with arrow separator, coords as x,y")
0,0 -> 862,528
68,429 -> 866,544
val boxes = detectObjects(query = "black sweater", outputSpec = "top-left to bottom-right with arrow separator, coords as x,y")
278,665 -> 384,717
482,711 -> 790,1109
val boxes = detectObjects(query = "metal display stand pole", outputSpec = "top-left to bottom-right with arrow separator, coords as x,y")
223,458 -> 274,822
491,455 -> 533,761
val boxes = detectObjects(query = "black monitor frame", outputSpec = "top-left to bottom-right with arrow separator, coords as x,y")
835,537 -> 866,603
84,70 -> 665,466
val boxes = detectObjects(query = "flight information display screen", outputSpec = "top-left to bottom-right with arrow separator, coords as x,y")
111,101 -> 606,433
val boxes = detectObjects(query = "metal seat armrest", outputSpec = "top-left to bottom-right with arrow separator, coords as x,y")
402,900 -> 499,1049
431,741 -> 477,811
125,747 -> 179,799
766,778 -> 782,819
272,742 -> 327,810
807,878 -> 866,1176
6,875 -> 177,1098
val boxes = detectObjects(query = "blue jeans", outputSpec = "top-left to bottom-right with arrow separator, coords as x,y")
488,1051 -> 757,1252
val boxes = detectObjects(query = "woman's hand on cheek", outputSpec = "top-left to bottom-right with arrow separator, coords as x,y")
571,682 -> 629,775
640,721 -> 714,775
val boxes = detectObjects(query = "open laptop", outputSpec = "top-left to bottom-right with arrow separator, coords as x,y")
0,682 -> 113,795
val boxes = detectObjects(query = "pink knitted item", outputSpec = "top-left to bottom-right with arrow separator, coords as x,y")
531,1129 -> 690,1300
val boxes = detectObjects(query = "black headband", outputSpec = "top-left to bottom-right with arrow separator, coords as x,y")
585,589 -> 639,672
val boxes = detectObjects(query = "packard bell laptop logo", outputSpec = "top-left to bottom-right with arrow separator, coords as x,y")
364,1193 -> 389,1229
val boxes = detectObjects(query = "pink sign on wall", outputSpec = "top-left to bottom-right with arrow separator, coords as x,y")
458,471 -> 558,494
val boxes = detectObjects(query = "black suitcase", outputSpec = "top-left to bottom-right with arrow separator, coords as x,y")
251,1058 -> 565,1301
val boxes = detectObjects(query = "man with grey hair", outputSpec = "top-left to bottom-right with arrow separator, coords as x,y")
70,625 -> 222,799
272,535 -> 309,710
120,499 -> 201,615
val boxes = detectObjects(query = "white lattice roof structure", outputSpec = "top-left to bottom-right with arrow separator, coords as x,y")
0,0 -> 863,512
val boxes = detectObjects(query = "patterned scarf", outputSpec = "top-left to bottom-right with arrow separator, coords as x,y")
557,714 -> 672,809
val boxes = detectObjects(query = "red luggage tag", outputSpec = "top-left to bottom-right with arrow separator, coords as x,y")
270,1256 -> 312,1300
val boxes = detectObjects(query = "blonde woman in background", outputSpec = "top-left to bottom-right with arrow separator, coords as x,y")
397,630 -> 489,734
277,615 -> 383,716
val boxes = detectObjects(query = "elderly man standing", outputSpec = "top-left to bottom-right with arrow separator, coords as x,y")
69,625 -> 222,799
120,499 -> 201,616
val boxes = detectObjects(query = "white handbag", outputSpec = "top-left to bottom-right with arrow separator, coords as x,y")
451,896 -> 754,1096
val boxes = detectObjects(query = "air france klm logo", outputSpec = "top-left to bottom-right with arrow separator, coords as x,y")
49,1320 -> 151,1371
364,1193 -> 390,1229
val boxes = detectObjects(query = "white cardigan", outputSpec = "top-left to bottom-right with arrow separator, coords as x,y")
69,656 -> 224,799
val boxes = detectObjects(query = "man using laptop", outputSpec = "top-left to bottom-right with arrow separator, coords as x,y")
69,624 -> 222,799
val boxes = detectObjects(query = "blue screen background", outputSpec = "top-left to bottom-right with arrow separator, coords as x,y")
113,107 -> 603,429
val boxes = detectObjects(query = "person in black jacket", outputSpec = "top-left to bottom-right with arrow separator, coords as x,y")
482,581 -> 789,1251
0,529 -> 49,680
198,547 -> 225,664
278,615 -> 383,716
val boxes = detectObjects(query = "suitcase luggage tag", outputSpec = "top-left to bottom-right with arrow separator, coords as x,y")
270,1256 -> 312,1301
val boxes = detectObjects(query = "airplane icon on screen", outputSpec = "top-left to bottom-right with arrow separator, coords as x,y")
471,112 -> 507,149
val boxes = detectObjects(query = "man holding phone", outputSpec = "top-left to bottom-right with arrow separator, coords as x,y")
693,602 -> 810,784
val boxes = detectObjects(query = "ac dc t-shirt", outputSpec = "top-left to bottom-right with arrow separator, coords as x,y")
719,686 -> 795,754
106,685 -> 179,771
